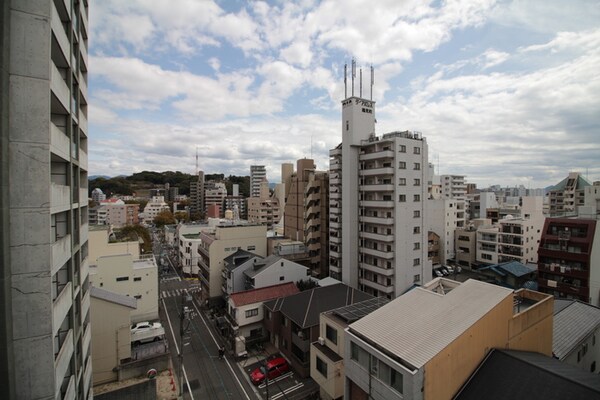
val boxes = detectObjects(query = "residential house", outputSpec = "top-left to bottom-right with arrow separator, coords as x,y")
264,284 -> 372,378
244,255 -> 311,291
222,249 -> 261,296
477,261 -> 537,289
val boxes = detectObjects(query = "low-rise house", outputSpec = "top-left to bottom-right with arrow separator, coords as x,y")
264,284 -> 371,378
477,261 -> 537,289
225,282 -> 299,351
345,278 -> 554,400
310,297 -> 389,400
244,255 -> 312,290
553,299 -> 600,373
222,249 -> 260,296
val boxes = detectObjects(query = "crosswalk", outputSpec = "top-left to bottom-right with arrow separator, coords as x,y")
161,287 -> 201,299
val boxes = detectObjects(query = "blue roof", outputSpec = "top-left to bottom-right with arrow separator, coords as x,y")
480,261 -> 535,278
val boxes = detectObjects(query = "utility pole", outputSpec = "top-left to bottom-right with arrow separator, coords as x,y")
179,291 -> 192,399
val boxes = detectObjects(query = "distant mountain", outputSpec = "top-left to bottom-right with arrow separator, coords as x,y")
89,175 -> 111,180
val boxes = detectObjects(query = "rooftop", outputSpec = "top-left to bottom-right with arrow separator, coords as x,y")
329,297 -> 390,324
553,299 -> 600,360
229,282 -> 299,307
90,286 -> 137,309
479,261 -> 536,278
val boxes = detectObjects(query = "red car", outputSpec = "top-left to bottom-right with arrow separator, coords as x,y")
250,357 -> 290,385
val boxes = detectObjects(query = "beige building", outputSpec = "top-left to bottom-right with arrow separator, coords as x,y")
89,226 -> 141,265
344,278 -> 553,400
90,287 -> 136,385
248,180 -> 281,230
142,195 -> 170,224
198,224 -> 267,305
547,172 -> 591,216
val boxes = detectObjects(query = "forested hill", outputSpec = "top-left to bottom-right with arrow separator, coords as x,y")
88,171 -> 250,198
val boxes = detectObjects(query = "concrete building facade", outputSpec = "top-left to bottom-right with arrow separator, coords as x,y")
189,171 -> 204,218
1,1 -> 92,398
250,165 -> 267,198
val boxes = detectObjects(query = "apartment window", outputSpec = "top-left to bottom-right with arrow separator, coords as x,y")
390,369 -> 403,394
414,242 -> 420,250
247,245 -> 256,251
414,274 -> 421,283
399,145 -> 406,153
413,258 -> 420,266
245,308 -> 259,318
414,178 -> 421,186
116,276 -> 129,282
134,277 -> 141,282
414,163 -> 421,170
399,178 -> 406,186
282,317 -> 288,327
414,210 -> 420,218
399,195 -> 406,202
279,276 -> 285,281
266,310 -> 271,320
350,342 -> 369,369
414,147 -> 420,154
399,161 -> 406,169
326,324 -> 338,345
414,227 -> 420,234
316,356 -> 328,378
414,194 -> 420,202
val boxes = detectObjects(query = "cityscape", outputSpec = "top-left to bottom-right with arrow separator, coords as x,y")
1,1 -> 600,400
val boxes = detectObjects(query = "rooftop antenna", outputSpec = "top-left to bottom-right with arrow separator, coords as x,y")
359,67 -> 363,98
370,65 -> 374,101
351,58 -> 356,97
344,63 -> 347,99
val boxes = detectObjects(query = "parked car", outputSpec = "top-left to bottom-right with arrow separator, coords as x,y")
250,357 -> 290,385
434,269 -> 444,277
440,267 -> 450,276
131,322 -> 165,346
446,266 -> 455,274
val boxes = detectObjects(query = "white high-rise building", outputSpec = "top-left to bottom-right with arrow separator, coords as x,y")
329,92 -> 432,298
1,1 -> 92,398
250,165 -> 267,198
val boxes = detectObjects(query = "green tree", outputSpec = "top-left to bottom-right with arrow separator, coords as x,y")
174,211 -> 190,223
154,210 -> 176,227
119,225 -> 152,253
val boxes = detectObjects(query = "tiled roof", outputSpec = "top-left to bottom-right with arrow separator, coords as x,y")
455,349 -> 600,400
229,282 -> 299,307
553,299 -> 600,360
264,284 -> 372,328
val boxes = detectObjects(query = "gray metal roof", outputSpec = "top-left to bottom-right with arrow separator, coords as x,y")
244,254 -> 284,278
553,300 -> 600,360
90,286 -> 137,309
349,279 -> 513,369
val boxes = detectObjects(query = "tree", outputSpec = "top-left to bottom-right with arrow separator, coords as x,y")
154,210 -> 176,227
296,279 -> 319,291
119,225 -> 152,253
174,211 -> 190,223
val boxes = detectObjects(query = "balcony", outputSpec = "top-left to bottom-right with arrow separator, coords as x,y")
51,63 -> 69,112
360,247 -> 394,260
330,177 -> 341,185
51,183 -> 70,213
82,323 -> 91,361
330,220 -> 341,229
51,2 -> 70,62
79,38 -> 88,71
538,263 -> 589,279
52,234 -> 71,275
54,329 -> 74,390
81,289 -> 90,324
330,191 -> 341,200
540,279 -> 589,298
330,248 -> 341,258
50,123 -> 70,160
53,282 -> 72,336
330,160 -> 341,170
360,200 -> 394,208
330,148 -> 342,157
83,355 -> 92,396
359,150 -> 394,161
360,262 -> 394,276
359,231 -> 394,243
359,167 -> 394,177
80,222 -> 88,245
360,184 -> 395,192
78,109 -> 88,135
330,235 -> 341,244
64,375 -> 76,400
79,149 -> 88,168
359,215 -> 394,225
359,278 -> 394,294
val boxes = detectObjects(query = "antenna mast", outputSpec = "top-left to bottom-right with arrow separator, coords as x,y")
351,58 -> 356,97
370,65 -> 374,101
195,146 -> 198,175
359,68 -> 362,98
344,64 -> 347,99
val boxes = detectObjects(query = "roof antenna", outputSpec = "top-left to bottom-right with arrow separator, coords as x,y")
370,65 -> 374,101
351,58 -> 356,97
344,63 -> 347,99
359,67 -> 363,98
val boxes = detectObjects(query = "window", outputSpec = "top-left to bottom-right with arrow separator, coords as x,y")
414,147 -> 420,154
399,161 -> 406,169
282,317 -> 288,327
346,121 -> 349,131
134,277 -> 141,281
282,338 -> 288,349
414,194 -> 420,202
326,325 -> 338,345
413,258 -> 420,266
316,356 -> 328,378
414,242 -> 420,250
390,369 -> 403,394
414,210 -> 420,218
279,276 -> 285,281
413,226 -> 420,234
414,178 -> 420,186
247,245 -> 256,251
414,163 -> 421,170
350,342 -> 369,369
399,145 -> 406,153
245,308 -> 259,318
134,294 -> 142,299
399,195 -> 406,202
399,178 -> 406,186
116,276 -> 129,282
266,310 -> 271,320
414,274 -> 421,283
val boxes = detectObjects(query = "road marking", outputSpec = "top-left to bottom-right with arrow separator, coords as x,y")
161,297 -> 194,400
269,382 -> 304,400
258,372 -> 293,388
190,300 -> 252,400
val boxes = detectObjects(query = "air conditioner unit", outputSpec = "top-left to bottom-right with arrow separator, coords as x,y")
318,337 -> 325,346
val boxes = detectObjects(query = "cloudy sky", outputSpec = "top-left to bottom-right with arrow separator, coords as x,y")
89,0 -> 600,188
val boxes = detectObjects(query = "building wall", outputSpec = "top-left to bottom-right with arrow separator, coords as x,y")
251,259 -> 310,289
562,326 -> 600,373
310,314 -> 347,399
89,227 -> 140,264
91,254 -> 159,323
91,297 -> 132,385
229,300 -> 266,338
590,223 -> 600,306
1,1 -> 92,398
455,228 -> 477,267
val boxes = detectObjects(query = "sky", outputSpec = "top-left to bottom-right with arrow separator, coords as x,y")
88,0 -> 600,188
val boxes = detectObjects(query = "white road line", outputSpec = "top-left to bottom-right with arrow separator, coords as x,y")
161,291 -> 167,298
161,297 -> 194,400
258,372 -> 293,388
270,382 -> 304,400
190,300 -> 252,400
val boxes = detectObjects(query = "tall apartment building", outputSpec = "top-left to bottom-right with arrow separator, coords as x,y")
538,217 -> 600,306
329,93 -> 432,297
1,1 -> 92,398
248,180 -> 281,230
440,174 -> 467,228
284,158 -> 330,277
189,171 -> 205,217
250,165 -> 267,198
547,172 -> 591,216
